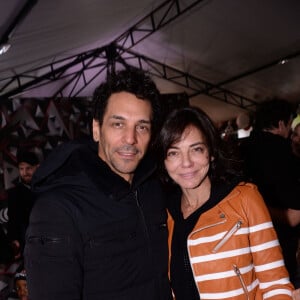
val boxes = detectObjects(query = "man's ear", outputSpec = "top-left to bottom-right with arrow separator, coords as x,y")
92,119 -> 100,142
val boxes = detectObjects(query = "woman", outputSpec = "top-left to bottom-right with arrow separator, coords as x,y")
155,106 -> 294,300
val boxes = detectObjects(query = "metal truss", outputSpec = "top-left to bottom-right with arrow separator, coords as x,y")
0,43 -> 260,111
0,0 -> 211,101
0,46 -> 109,99
118,47 -> 258,110
1,0 -> 292,111
115,0 -> 206,49
0,42 -> 259,110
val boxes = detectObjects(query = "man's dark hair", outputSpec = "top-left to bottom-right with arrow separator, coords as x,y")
254,98 -> 293,131
17,150 -> 39,166
92,68 -> 162,137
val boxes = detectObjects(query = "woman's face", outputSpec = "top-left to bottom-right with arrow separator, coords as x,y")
164,125 -> 211,189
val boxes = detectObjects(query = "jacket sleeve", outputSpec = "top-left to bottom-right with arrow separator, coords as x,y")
24,191 -> 83,300
243,184 -> 294,299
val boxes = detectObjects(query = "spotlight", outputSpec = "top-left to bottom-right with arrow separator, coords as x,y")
0,43 -> 11,55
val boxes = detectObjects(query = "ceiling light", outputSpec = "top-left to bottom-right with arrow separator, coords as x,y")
279,59 -> 288,65
0,43 -> 11,55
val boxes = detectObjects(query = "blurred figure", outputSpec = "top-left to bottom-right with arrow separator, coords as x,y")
291,114 -> 300,159
7,151 -> 39,259
236,112 -> 253,139
240,99 -> 300,286
155,106 -> 294,300
14,269 -> 29,300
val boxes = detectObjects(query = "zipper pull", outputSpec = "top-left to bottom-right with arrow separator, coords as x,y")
233,264 -> 249,300
212,220 -> 242,253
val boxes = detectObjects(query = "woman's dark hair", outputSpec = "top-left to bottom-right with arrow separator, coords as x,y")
92,67 -> 162,138
154,106 -> 243,185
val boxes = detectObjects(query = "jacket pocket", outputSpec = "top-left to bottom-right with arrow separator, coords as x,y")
25,235 -> 72,258
212,220 -> 242,253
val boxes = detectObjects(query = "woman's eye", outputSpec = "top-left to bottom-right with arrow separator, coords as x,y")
167,151 -> 178,157
193,146 -> 205,153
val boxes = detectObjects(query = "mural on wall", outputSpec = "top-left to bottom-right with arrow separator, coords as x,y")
0,97 -> 93,193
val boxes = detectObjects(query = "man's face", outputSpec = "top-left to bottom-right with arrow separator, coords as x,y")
18,162 -> 38,185
92,91 -> 152,182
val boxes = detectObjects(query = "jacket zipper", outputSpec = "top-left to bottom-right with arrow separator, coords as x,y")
233,264 -> 249,300
212,220 -> 242,253
187,220 -> 226,297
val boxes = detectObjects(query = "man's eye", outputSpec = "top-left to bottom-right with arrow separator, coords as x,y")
136,125 -> 150,132
112,122 -> 123,128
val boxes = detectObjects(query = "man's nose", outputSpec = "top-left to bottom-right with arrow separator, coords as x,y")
123,127 -> 137,145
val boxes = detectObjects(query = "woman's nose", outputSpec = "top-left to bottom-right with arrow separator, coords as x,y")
181,152 -> 193,167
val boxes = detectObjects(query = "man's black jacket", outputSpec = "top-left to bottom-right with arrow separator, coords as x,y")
25,138 -> 171,300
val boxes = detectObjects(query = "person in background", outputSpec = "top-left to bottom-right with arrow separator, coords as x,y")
291,113 -> 300,160
239,99 -> 300,286
7,151 -> 39,260
155,106 -> 294,299
14,269 -> 29,300
24,68 -> 172,300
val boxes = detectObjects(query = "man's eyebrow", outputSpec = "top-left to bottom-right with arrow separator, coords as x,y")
138,119 -> 151,124
110,115 -> 151,124
110,115 -> 125,120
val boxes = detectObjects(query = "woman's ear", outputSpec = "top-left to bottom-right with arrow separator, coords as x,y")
92,119 -> 100,142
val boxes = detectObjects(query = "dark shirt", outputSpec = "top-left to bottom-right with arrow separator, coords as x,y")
168,182 -> 236,300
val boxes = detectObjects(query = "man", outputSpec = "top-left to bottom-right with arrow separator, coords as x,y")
240,99 -> 300,287
24,69 -> 172,300
7,151 -> 39,259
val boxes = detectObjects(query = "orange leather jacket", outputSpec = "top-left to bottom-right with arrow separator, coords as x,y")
168,183 -> 294,300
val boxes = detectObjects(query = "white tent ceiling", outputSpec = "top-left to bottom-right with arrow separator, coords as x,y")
0,0 -> 300,123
